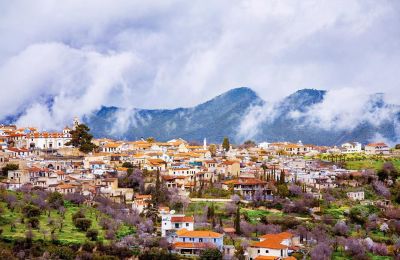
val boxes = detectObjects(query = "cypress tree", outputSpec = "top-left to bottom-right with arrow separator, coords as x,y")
280,170 -> 285,184
234,204 -> 241,235
222,137 -> 230,151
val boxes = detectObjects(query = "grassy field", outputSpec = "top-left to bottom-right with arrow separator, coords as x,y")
241,208 -> 283,223
323,206 -> 349,219
0,201 -> 134,245
185,202 -> 226,216
344,159 -> 400,171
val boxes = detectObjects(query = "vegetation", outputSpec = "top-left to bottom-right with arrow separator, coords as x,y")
1,163 -> 19,177
65,123 -> 97,153
222,137 -> 230,151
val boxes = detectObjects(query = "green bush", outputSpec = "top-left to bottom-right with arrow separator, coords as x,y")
27,217 -> 40,229
75,218 -> 92,231
86,229 -> 99,241
22,204 -> 41,218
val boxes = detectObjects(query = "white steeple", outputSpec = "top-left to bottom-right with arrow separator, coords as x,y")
203,138 -> 207,150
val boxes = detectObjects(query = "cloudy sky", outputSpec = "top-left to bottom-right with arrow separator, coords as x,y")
0,0 -> 400,130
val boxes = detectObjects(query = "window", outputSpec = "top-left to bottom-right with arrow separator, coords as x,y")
257,250 -> 260,254
186,223 -> 189,227
281,249 -> 283,257
183,238 -> 185,242
265,250 -> 269,253
175,223 -> 179,228
199,238 -> 203,242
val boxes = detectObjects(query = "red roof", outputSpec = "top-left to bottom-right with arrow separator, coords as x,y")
171,216 -> 194,223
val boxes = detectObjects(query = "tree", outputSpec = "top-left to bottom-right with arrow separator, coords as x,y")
199,248 -> 223,260
242,140 -> 256,149
72,210 -> 85,223
334,221 -> 349,236
48,192 -> 64,209
222,137 -> 230,151
75,218 -> 92,231
279,170 -> 285,184
146,137 -> 155,143
277,184 -> 289,198
23,204 -> 41,218
234,245 -> 246,260
86,229 -> 99,241
261,163 -> 268,180
311,242 -> 332,260
1,163 -> 19,176
27,217 -> 40,229
234,204 -> 241,235
122,162 -> 134,168
151,170 -> 162,206
209,144 -> 217,157
65,123 -> 97,153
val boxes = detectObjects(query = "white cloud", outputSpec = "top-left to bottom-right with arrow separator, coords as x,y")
2,43 -> 136,130
0,0 -> 400,130
237,87 -> 400,142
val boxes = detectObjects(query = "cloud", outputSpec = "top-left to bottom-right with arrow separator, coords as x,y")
1,0 -> 400,131
237,87 -> 400,143
296,88 -> 400,131
3,43 -> 136,130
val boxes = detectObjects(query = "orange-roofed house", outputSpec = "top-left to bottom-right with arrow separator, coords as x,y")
218,160 -> 241,177
248,232 -> 300,260
131,194 -> 152,213
172,228 -> 224,256
161,211 -> 194,238
365,142 -> 390,155
222,177 -> 272,199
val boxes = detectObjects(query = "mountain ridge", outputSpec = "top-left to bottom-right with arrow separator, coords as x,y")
83,87 -> 400,145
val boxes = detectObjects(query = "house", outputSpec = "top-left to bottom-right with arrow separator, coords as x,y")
365,143 -> 390,155
143,158 -> 166,171
341,142 -> 362,154
247,232 -> 299,260
219,160 -> 241,177
5,147 -> 30,158
132,194 -> 152,213
53,183 -> 77,194
347,191 -> 364,201
222,178 -> 271,199
161,211 -> 194,238
172,229 -> 223,256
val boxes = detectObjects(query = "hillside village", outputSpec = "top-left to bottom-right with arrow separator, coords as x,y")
0,119 -> 399,259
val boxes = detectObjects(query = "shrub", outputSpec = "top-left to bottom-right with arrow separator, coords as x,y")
72,210 -> 85,224
75,218 -> 92,231
22,204 -> 41,218
48,192 -> 64,209
48,246 -> 75,260
86,229 -> 99,241
27,217 -> 40,229
199,248 -> 223,260
82,241 -> 95,252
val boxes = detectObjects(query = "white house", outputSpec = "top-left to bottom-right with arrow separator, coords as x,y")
365,143 -> 390,155
347,191 -> 365,201
161,210 -> 194,239
247,232 -> 299,260
172,229 -> 224,256
341,142 -> 362,154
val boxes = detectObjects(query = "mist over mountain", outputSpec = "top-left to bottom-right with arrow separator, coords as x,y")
81,87 -> 400,146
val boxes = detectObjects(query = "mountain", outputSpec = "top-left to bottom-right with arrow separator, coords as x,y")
2,87 -> 398,145
84,87 -> 264,143
83,87 -> 400,145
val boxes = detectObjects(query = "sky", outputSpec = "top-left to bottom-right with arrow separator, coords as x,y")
0,0 -> 400,131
